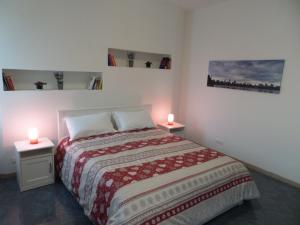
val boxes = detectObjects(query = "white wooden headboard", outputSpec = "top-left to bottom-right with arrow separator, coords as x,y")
57,105 -> 152,141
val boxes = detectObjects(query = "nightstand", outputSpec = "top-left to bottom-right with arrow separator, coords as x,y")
157,122 -> 185,137
14,137 -> 55,192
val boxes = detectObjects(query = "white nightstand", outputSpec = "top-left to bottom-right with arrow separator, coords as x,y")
157,122 -> 185,137
14,137 -> 55,192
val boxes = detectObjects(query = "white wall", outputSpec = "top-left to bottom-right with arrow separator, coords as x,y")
0,0 -> 185,173
180,0 -> 300,183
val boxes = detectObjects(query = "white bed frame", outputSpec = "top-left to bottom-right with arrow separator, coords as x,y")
57,105 -> 152,141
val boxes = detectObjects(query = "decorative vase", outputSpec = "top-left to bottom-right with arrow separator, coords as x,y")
54,72 -> 64,90
127,52 -> 135,68
128,60 -> 134,67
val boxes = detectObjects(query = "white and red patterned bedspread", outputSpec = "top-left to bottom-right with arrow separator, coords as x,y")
55,128 -> 259,225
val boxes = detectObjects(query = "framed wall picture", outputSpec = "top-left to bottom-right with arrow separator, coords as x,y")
207,60 -> 285,94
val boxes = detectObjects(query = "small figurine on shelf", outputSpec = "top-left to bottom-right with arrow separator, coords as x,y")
127,52 -> 135,67
34,81 -> 47,90
145,61 -> 152,68
54,72 -> 64,90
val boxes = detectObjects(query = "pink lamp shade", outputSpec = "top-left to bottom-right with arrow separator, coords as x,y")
167,113 -> 174,125
28,128 -> 39,144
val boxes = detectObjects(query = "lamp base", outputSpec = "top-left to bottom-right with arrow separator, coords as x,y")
30,139 -> 39,144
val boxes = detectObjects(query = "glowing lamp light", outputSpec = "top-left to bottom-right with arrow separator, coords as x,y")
167,113 -> 174,125
28,128 -> 39,144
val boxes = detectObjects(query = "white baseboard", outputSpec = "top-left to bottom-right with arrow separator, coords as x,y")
243,162 -> 300,190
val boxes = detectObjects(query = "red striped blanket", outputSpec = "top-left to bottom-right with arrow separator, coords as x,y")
55,128 -> 259,225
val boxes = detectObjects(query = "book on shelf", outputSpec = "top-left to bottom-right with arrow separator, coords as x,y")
159,57 -> 171,69
111,55 -> 117,66
99,79 -> 103,90
108,54 -> 112,66
94,78 -> 103,90
88,76 -> 96,90
92,78 -> 98,90
2,73 -> 8,91
2,72 -> 15,90
88,76 -> 103,90
108,53 -> 117,66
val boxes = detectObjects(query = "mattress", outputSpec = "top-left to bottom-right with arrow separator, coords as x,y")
55,128 -> 259,225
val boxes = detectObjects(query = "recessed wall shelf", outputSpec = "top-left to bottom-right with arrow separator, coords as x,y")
108,48 -> 171,70
2,69 -> 103,91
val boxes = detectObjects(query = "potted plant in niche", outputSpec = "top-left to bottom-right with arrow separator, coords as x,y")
145,61 -> 152,68
34,81 -> 47,90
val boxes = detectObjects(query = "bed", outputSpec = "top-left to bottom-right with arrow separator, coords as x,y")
55,105 -> 260,225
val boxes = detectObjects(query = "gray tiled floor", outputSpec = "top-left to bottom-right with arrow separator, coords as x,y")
206,170 -> 300,225
0,170 -> 299,225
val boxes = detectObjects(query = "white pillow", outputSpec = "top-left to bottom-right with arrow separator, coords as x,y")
113,110 -> 155,131
65,112 -> 116,140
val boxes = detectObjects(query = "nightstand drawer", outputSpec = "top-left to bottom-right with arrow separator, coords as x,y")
20,148 -> 52,159
21,156 -> 54,190
173,130 -> 185,137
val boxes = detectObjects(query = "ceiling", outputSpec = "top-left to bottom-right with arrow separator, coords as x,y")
165,0 -> 229,10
